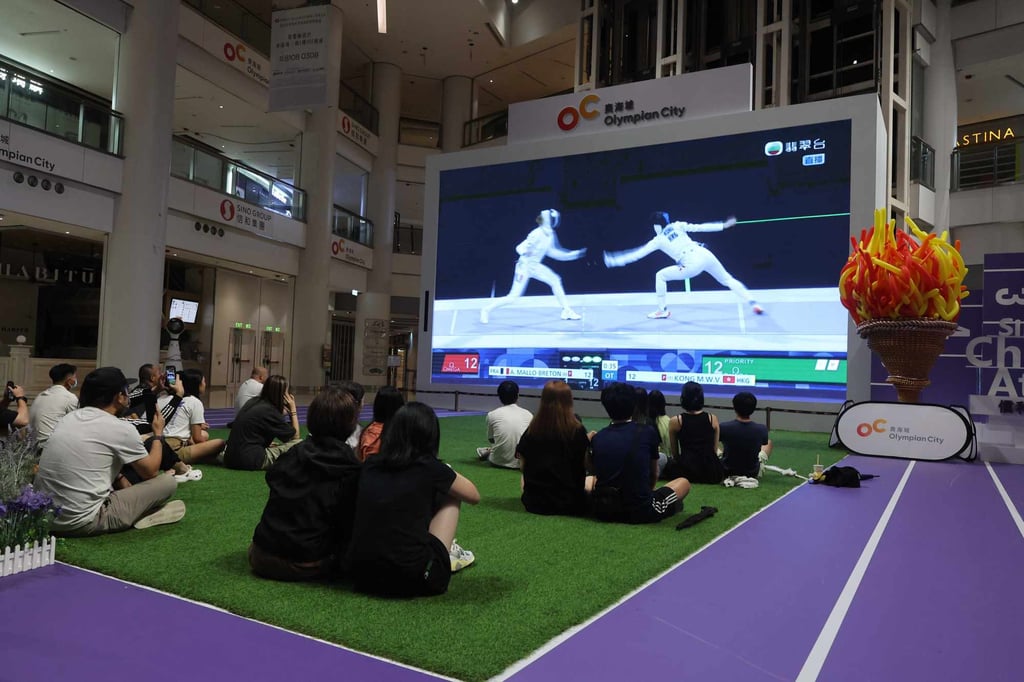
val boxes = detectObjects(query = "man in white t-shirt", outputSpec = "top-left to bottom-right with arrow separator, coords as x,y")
34,367 -> 183,535
30,363 -> 79,449
234,366 -> 268,414
477,381 -> 533,469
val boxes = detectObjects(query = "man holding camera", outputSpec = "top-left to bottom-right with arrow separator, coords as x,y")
1,381 -> 29,434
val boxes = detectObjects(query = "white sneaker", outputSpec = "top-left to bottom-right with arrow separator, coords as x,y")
134,500 -> 186,529
752,304 -> 765,315
476,447 -> 491,461
479,308 -> 489,324
450,539 -> 476,572
647,309 -> 671,319
561,309 -> 582,320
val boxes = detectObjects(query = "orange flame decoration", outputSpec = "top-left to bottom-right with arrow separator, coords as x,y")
839,208 -> 969,324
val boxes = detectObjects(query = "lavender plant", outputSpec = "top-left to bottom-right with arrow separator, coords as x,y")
0,430 -> 60,549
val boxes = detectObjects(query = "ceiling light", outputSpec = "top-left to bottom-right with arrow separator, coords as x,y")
489,79 -> 494,83
218,105 -> 224,109
377,0 -> 387,33
173,253 -> 178,256
65,231 -> 70,234
512,0 -> 519,4
49,69 -> 54,73
852,59 -> 858,65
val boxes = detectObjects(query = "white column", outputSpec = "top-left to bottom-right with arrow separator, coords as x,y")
442,75 -> 472,152
290,6 -> 344,392
97,1 -> 180,372
923,0 -> 957,230
356,62 -> 401,388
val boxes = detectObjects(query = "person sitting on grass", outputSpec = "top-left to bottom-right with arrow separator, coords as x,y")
719,391 -> 773,478
29,363 -> 79,449
357,386 -> 405,462
34,367 -> 184,535
120,378 -> 196,486
127,363 -> 164,424
338,380 -> 366,449
249,386 -> 362,581
588,382 -> 689,524
234,366 -> 268,414
156,368 -> 225,464
1,382 -> 29,434
347,402 -> 480,597
224,375 -> 301,470
516,380 -> 592,516
665,381 -> 725,484
648,389 -> 671,458
477,380 -> 533,469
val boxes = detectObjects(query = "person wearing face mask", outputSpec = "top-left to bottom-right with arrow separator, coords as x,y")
29,363 -> 79,449
34,367 -> 184,535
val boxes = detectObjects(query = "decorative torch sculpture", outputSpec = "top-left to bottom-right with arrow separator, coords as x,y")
839,209 -> 969,403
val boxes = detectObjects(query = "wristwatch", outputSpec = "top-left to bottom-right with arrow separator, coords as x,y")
15,396 -> 28,403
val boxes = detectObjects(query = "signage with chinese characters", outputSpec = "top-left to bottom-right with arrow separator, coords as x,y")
330,236 -> 374,270
833,401 -> 974,460
0,120 -> 90,182
337,111 -> 380,155
200,21 -> 270,87
508,64 -> 751,143
269,4 -> 330,111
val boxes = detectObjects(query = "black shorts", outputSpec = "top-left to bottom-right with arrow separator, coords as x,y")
627,486 -> 682,524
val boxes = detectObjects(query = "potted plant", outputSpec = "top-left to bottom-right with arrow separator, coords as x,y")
0,431 -> 60,577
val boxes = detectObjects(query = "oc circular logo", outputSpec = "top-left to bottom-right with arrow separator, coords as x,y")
557,94 -> 601,131
220,199 -> 235,222
223,43 -> 247,62
856,418 -> 887,437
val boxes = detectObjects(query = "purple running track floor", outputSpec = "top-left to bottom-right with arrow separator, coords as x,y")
0,563 -> 447,682
5,456 -> 1022,682
503,455 -> 911,682
817,460 -> 1024,682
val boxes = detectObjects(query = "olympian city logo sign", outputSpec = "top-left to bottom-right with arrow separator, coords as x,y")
556,93 -> 686,133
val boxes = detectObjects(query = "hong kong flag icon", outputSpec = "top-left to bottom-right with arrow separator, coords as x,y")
723,375 -> 736,384
661,374 -> 667,381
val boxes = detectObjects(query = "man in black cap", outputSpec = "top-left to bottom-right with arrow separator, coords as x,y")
34,367 -> 185,536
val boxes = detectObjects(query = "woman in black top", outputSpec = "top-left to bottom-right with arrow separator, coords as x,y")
249,386 -> 362,581
665,382 -> 724,484
516,380 -> 592,516
347,402 -> 480,597
224,375 -> 301,470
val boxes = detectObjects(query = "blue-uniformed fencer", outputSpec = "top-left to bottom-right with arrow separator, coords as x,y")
602,211 -> 764,319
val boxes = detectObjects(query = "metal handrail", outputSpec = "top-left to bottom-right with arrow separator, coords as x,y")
910,136 -> 935,191
332,204 -> 374,248
951,140 -> 1022,191
183,0 -> 271,56
171,135 -> 306,220
339,81 -> 379,135
463,110 -> 508,147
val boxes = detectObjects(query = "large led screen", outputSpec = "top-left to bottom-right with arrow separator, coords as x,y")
430,119 -> 852,403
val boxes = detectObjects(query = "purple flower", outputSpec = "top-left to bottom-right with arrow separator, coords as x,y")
10,485 -> 55,513
0,501 -> 6,517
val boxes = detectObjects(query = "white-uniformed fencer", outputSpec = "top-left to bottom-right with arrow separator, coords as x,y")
603,211 -> 764,319
480,209 -> 586,324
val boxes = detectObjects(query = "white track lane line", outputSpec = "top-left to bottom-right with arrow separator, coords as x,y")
493,478 -> 814,681
985,462 -> 1024,540
58,562 -> 458,681
794,460 -> 915,682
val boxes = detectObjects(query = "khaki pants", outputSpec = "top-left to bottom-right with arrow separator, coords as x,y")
65,474 -> 178,536
261,438 -> 302,470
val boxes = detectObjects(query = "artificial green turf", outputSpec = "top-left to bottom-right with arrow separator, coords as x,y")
56,417 -> 844,681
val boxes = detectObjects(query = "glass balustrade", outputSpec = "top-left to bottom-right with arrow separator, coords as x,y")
171,136 -> 306,221
0,57 -> 123,155
332,204 -> 374,247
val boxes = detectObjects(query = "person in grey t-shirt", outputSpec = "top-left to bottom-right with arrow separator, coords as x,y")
234,366 -> 268,414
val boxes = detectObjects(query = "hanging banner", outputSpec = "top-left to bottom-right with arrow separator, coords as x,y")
268,2 -> 331,111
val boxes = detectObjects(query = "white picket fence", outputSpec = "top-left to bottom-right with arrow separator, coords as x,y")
0,537 -> 57,577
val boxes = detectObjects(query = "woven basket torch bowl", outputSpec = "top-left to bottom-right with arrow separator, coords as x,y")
857,318 -> 958,403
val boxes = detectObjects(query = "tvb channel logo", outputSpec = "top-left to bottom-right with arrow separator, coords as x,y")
764,141 -> 783,156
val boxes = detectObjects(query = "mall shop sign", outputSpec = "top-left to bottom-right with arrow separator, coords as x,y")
507,63 -> 752,143
202,21 -> 270,87
330,237 -> 373,270
0,121 -> 86,181
337,111 -> 379,155
268,4 -> 330,111
218,198 -> 273,235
